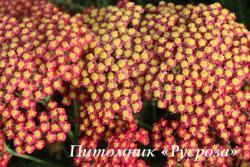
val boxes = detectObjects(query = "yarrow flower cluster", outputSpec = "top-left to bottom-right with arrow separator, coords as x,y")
0,0 -> 249,167
66,3 -> 156,165
0,130 -> 10,167
142,1 -> 250,110
75,2 -> 154,123
0,0 -> 54,19
74,112 -> 149,166
0,0 -> 93,155
72,1 -> 250,166
139,2 -> 250,166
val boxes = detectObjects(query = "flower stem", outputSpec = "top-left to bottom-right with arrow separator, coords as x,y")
73,100 -> 79,140
135,119 -> 152,131
5,145 -> 64,167
67,130 -> 76,144
152,99 -> 157,122
37,96 -> 51,105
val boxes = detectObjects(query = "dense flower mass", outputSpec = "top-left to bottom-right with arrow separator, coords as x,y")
65,4 -> 153,165
141,1 -> 250,110
0,0 -> 250,167
139,2 -> 250,166
77,2 -> 153,123
0,0 -> 54,19
0,1 -> 93,155
75,107 -> 149,166
73,1 -> 250,166
0,130 -> 10,167
0,14 -> 91,103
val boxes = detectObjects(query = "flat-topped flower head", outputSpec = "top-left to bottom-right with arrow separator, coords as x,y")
0,4 -> 92,155
138,2 -> 250,165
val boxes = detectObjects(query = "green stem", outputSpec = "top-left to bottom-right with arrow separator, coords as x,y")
152,99 -> 157,122
67,130 -> 76,144
14,92 -> 20,97
37,96 -> 51,106
5,145 -> 64,167
73,100 -> 79,140
135,119 -> 152,131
